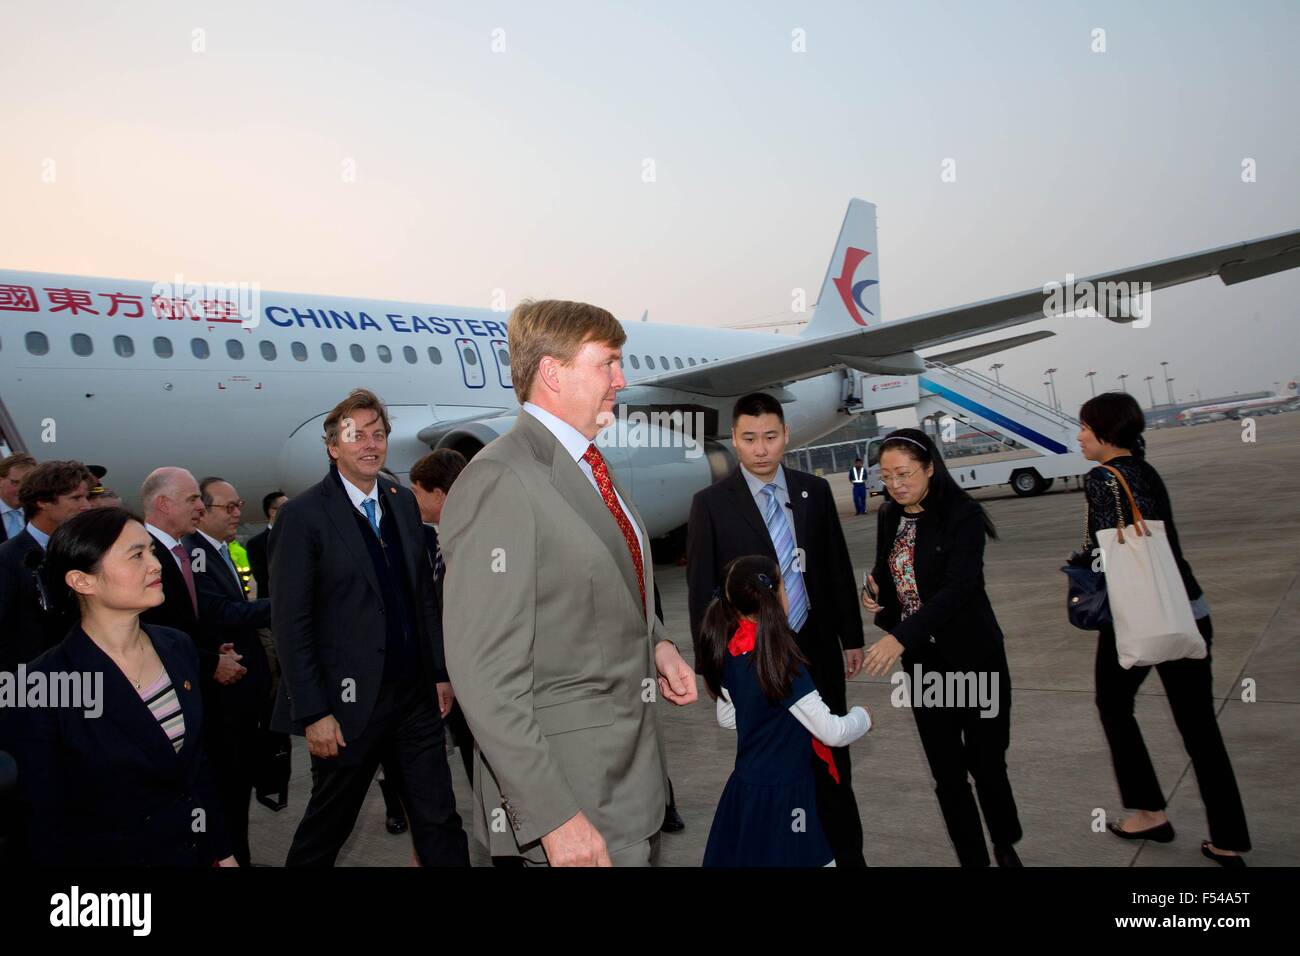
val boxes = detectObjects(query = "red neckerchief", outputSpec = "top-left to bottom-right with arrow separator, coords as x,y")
727,619 -> 757,656
727,618 -> 842,784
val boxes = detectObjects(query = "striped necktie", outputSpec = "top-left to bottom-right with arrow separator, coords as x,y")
762,483 -> 809,632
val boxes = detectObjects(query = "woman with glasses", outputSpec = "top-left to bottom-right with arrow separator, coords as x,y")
1078,392 -> 1250,866
860,428 -> 1023,866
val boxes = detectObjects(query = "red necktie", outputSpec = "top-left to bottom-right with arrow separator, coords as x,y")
171,543 -> 198,616
582,444 -> 645,617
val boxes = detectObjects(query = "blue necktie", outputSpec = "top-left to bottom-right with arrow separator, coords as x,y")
218,544 -> 242,594
762,483 -> 809,632
361,498 -> 380,535
2,509 -> 20,539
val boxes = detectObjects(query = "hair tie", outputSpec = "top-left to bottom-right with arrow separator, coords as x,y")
756,572 -> 773,589
711,585 -> 722,600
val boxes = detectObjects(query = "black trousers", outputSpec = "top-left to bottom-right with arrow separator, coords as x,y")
285,680 -> 470,867
1095,615 -> 1251,852
207,716 -> 260,867
908,651 -> 1021,867
797,617 -> 865,867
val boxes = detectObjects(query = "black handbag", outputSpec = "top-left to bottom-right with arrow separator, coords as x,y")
1060,473 -> 1122,630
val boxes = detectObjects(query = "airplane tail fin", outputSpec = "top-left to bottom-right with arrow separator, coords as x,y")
804,199 -> 881,337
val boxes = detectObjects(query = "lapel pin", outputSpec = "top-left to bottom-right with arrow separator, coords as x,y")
801,490 -> 809,499
182,680 -> 192,691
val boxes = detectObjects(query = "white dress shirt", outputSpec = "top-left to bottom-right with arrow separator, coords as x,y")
24,521 -> 50,550
338,472 -> 383,527
715,686 -> 872,746
522,402 -> 645,565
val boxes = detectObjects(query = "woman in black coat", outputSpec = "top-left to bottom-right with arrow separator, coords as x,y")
6,507 -> 234,866
1077,392 -> 1249,866
861,428 -> 1022,866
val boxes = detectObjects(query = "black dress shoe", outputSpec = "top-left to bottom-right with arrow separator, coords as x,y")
661,804 -> 685,833
1107,820 -> 1175,843
256,793 -> 287,812
993,844 -> 1023,867
1201,841 -> 1246,868
386,815 -> 408,835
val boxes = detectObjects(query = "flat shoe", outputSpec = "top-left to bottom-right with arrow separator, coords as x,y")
1201,841 -> 1246,867
1107,820 -> 1175,843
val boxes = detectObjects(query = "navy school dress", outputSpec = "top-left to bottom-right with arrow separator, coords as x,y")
703,636 -> 835,867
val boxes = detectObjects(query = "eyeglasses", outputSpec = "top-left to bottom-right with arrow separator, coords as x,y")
879,469 -> 920,486
211,500 -> 245,515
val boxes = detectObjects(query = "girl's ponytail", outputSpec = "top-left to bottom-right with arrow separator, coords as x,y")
697,589 -> 739,700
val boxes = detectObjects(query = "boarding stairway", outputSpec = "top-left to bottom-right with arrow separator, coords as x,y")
916,361 -> 1080,456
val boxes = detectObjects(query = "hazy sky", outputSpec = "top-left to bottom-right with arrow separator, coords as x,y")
3,0 -> 1297,412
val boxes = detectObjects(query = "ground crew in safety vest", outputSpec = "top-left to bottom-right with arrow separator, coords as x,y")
850,457 -> 867,515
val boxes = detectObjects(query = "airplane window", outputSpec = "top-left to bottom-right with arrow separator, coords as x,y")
114,335 -> 135,358
646,355 -> 656,369
687,357 -> 696,366
377,344 -> 392,364
496,346 -> 510,366
350,344 -> 365,362
403,346 -> 417,364
428,347 -> 442,365
191,338 -> 210,359
71,333 -> 93,357
259,341 -> 277,361
660,355 -> 669,368
153,336 -> 173,359
629,354 -> 640,369
25,331 -> 49,355
226,339 -> 244,360
674,357 -> 683,369
322,343 -> 337,362
291,341 -> 307,362
462,346 -> 477,366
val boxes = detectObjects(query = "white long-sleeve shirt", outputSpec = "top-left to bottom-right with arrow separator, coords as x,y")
715,687 -> 871,748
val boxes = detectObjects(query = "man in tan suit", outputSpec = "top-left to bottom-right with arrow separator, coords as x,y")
441,299 -> 698,866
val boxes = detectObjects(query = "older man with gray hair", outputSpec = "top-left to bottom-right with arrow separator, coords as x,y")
139,466 -> 246,688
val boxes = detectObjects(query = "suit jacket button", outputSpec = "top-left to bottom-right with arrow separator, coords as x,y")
930,636 -> 937,643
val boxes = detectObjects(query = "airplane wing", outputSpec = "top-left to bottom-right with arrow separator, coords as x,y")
629,228 -> 1300,398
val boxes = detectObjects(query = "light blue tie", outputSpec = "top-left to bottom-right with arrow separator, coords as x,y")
2,509 -> 20,539
361,498 -> 380,535
762,483 -> 809,632
218,544 -> 241,586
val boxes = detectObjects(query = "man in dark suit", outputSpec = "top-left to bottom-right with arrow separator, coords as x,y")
0,460 -> 93,671
270,388 -> 467,867
186,476 -> 273,867
140,467 -> 247,691
0,454 -> 36,544
242,489 -> 290,811
244,490 -> 285,600
686,391 -> 867,866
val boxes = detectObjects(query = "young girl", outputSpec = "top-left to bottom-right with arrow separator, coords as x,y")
700,555 -> 872,867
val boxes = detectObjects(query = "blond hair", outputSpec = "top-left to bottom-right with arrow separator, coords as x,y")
507,299 -> 626,401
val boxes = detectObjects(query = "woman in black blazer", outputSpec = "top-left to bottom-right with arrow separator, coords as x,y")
861,428 -> 1022,866
8,507 -> 234,866
1077,392 -> 1249,866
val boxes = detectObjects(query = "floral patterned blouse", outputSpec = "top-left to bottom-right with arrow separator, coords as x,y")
889,514 -> 922,620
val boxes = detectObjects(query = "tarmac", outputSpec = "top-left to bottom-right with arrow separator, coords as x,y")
248,413 -> 1300,866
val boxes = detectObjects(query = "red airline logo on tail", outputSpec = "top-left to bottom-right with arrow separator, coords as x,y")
832,247 -> 878,326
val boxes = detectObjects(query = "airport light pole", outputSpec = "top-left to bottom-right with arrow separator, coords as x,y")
1160,361 -> 1174,405
1085,370 -> 1097,397
1044,381 -> 1053,404
1144,375 -> 1156,408
1118,373 -> 1129,393
1044,368 -> 1059,411
1167,377 -> 1175,403
990,363 -> 1004,384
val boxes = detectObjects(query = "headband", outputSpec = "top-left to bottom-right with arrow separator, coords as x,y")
885,435 -> 928,450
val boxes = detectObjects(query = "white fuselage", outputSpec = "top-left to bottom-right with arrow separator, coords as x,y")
0,269 -> 846,537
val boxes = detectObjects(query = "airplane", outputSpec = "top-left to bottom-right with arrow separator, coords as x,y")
1,199 -> 1297,554
1175,381 -> 1300,424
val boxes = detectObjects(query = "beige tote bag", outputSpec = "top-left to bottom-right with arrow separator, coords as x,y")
1095,465 -> 1205,669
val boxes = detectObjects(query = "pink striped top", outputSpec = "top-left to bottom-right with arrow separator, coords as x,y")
137,667 -> 186,753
